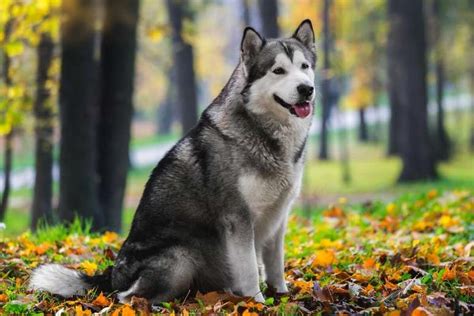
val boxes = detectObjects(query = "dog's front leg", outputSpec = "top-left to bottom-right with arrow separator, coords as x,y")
224,213 -> 264,302
262,219 -> 288,293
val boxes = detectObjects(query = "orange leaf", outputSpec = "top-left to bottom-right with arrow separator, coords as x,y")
384,281 -> 398,291
0,294 -> 8,303
412,307 -> 432,316
112,305 -> 136,316
427,189 -> 438,199
468,270 -> 474,281
442,267 -> 456,281
35,243 -> 50,255
92,292 -> 111,307
362,258 -> 376,269
242,309 -> 259,316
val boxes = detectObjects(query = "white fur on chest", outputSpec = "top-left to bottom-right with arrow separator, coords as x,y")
238,163 -> 304,240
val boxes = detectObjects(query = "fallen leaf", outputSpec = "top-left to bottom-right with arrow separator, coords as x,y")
92,292 -> 110,307
0,294 -> 8,303
80,261 -> 98,276
312,250 -> 336,267
363,258 -> 376,269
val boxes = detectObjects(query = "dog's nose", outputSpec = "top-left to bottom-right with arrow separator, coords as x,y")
297,84 -> 314,98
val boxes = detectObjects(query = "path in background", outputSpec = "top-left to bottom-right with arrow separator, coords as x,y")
1,93 -> 471,190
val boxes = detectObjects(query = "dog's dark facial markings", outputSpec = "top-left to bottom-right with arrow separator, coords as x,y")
279,42 -> 294,62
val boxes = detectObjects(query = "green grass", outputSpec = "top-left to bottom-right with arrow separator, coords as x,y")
1,189 -> 472,314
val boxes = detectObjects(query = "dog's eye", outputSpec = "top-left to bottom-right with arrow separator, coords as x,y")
301,63 -> 309,70
272,67 -> 286,75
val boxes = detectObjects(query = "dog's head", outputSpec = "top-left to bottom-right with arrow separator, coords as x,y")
241,20 -> 316,121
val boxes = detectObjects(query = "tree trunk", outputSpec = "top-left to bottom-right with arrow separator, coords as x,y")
0,132 -> 13,222
387,7 -> 400,156
166,0 -> 198,135
157,65 -> 177,135
242,0 -> 251,27
434,59 -> 449,160
0,19 -> 13,222
388,0 -> 437,182
319,0 -> 331,160
257,0 -> 279,38
97,0 -> 139,232
358,108 -> 368,142
58,0 -> 103,229
31,34 -> 55,230
432,0 -> 449,161
469,25 -> 474,152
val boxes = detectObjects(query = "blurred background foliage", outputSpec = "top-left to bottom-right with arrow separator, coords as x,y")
0,0 -> 473,235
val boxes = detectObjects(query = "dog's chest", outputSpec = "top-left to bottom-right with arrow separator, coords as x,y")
238,163 -> 303,223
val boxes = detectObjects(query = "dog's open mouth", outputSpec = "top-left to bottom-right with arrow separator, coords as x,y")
273,94 -> 312,118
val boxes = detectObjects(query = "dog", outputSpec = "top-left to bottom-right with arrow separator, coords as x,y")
29,19 -> 316,304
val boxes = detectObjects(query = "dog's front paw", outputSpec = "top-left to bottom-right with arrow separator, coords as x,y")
267,281 -> 289,294
275,283 -> 289,294
253,292 -> 265,303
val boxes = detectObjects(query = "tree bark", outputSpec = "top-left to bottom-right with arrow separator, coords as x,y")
358,108 -> 368,142
58,0 -> 103,229
31,34 -> 55,230
97,0 -> 139,232
388,0 -> 437,182
434,58 -> 449,160
431,0 -> 449,160
0,19 -> 13,222
242,0 -> 251,27
257,0 -> 279,38
469,22 -> 474,152
166,0 -> 198,135
0,132 -> 13,222
319,0 -> 331,160
387,7 -> 400,156
157,65 -> 177,135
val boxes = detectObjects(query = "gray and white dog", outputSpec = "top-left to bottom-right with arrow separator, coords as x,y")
29,19 -> 316,304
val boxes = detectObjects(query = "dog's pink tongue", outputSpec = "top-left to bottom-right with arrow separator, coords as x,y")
293,102 -> 311,118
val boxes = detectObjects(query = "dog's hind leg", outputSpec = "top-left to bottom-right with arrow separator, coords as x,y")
117,248 -> 195,304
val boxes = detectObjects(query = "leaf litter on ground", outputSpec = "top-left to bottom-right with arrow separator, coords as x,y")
0,189 -> 473,315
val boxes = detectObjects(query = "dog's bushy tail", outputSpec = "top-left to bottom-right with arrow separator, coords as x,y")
29,264 -> 112,297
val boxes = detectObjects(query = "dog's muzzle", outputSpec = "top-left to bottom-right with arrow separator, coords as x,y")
273,94 -> 312,118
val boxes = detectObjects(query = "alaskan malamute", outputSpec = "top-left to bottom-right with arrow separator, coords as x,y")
30,19 -> 316,304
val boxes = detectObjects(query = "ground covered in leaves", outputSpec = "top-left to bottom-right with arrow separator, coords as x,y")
0,190 -> 473,315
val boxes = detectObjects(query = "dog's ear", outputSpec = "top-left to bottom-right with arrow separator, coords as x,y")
292,19 -> 315,52
241,27 -> 264,68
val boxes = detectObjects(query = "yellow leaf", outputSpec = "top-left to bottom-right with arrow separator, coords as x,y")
80,261 -> 97,276
386,203 -> 396,214
102,231 -> 119,243
75,305 -> 92,316
312,250 -> 336,267
293,280 -> 314,294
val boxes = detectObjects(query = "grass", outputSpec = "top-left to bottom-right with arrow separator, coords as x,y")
3,145 -> 473,237
0,189 -> 472,314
